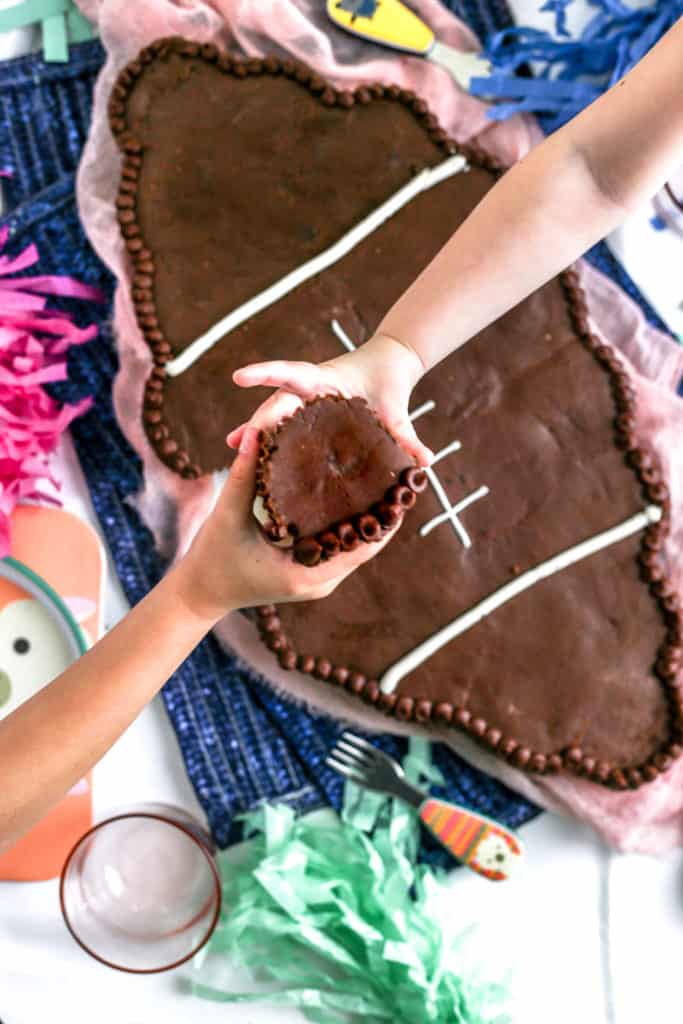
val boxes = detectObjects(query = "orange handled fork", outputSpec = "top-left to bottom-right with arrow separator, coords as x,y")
326,733 -> 523,881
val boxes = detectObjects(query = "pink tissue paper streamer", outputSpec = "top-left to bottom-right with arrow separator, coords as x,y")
0,225 -> 102,556
76,0 -> 683,852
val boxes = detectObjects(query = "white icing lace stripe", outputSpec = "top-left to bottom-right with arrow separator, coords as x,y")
432,438 -> 463,464
166,155 -> 468,377
420,463 -> 484,548
409,399 -> 436,421
419,484 -> 490,541
331,319 -> 356,351
379,505 -> 663,695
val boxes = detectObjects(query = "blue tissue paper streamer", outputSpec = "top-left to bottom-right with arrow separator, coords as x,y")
469,0 -> 683,131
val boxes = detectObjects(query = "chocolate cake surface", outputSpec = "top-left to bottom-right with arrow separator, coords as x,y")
111,39 -> 683,788
255,396 -> 422,565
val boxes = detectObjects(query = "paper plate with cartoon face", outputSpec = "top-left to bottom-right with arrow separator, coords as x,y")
0,557 -> 88,721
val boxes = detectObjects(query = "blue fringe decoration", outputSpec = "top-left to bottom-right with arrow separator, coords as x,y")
469,0 -> 683,131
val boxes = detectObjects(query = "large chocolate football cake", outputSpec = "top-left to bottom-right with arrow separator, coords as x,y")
110,37 -> 683,789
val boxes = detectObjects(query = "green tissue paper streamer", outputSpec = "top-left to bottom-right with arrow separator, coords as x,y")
42,13 -> 68,62
65,8 -> 94,44
191,740 -> 513,1023
0,0 -> 70,31
0,1 -> 94,61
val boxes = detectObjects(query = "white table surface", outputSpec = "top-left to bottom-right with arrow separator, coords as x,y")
2,5 -> 683,1023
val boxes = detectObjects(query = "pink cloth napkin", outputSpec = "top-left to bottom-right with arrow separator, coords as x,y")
76,0 -> 683,852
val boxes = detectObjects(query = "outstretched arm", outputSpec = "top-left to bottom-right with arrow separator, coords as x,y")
0,429 -> 396,853
378,15 -> 683,372
230,17 -> 683,461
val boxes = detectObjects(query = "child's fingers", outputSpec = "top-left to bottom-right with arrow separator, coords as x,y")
396,419 -> 434,467
226,389 -> 306,452
233,360 -> 343,399
380,410 -> 434,467
226,391 -> 299,450
226,423 -> 246,449
220,425 -> 260,518
252,389 -> 303,432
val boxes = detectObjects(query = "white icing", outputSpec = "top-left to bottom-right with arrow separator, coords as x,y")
331,319 -> 356,352
409,399 -> 436,421
419,453 -> 489,549
252,494 -> 271,528
166,155 -> 468,377
252,496 -> 293,548
419,483 -> 490,541
379,505 -> 663,694
432,438 -> 463,464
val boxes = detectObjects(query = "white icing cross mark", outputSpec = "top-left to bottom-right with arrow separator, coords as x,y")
331,319 -> 357,353
166,155 -> 468,377
408,399 -> 436,421
379,504 -> 663,694
331,321 -> 489,548
406,400 -> 489,549
421,478 -> 490,544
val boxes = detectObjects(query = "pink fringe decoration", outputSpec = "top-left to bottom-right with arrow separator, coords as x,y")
0,224 -> 105,555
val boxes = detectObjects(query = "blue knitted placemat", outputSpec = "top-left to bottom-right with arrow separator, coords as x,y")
3,5 -> 675,859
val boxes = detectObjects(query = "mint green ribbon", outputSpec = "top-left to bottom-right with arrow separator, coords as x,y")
0,0 -> 95,62
190,740 -> 513,1023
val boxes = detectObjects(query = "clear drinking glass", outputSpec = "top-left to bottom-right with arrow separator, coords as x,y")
59,803 -> 222,973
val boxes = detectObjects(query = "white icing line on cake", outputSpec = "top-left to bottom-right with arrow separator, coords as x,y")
420,448 -> 489,548
331,319 -> 356,352
409,399 -> 436,421
379,505 -> 663,694
419,484 -> 490,541
166,155 -> 468,377
432,438 -> 463,464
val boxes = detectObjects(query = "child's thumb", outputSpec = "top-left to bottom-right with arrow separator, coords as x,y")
390,415 -> 434,467
224,425 -> 260,517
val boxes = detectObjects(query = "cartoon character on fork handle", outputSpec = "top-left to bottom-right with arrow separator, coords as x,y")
420,799 -> 522,881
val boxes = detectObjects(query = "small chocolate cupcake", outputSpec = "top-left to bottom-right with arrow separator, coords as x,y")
253,396 -> 427,566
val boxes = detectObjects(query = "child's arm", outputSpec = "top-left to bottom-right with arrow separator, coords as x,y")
0,428 -> 392,852
229,17 -> 683,464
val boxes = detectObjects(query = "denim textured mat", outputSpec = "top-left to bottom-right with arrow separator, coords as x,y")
3,7 -> 675,855
0,39 -> 105,210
